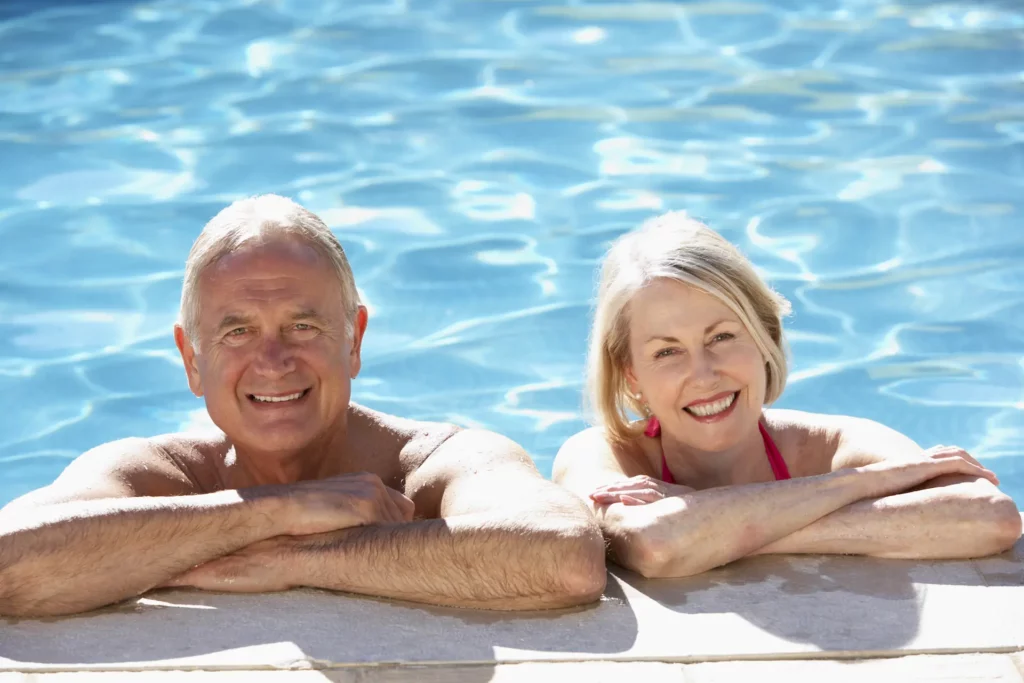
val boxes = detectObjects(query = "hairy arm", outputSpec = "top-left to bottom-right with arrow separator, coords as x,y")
751,417 -> 1022,559
179,429 -> 606,610
0,438 -> 286,617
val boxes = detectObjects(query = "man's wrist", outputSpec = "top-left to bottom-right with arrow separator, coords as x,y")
235,485 -> 294,538
288,529 -> 352,590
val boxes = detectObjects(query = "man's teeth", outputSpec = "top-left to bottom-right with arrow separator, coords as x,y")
252,391 -> 304,403
686,393 -> 736,417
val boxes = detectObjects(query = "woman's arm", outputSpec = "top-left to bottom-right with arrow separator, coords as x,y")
553,426 -> 1005,578
751,418 -> 1021,559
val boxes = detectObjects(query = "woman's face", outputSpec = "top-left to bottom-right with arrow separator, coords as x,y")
626,278 -> 768,452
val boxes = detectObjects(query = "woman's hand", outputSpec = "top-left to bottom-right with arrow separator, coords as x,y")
590,476 -> 695,506
858,444 -> 1000,498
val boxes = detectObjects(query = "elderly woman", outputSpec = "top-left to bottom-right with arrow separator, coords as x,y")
554,212 -> 1021,578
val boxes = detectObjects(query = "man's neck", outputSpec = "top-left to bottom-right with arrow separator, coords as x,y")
232,425 -> 349,486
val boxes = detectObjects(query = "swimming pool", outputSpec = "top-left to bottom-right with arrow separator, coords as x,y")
1,0 -> 1022,507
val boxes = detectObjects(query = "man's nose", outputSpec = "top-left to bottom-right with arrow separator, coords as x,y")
252,335 -> 295,378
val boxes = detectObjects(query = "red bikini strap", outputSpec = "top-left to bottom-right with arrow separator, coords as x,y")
645,417 -> 677,485
760,422 -> 790,480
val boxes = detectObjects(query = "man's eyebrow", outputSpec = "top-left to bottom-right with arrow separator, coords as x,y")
290,309 -> 325,322
216,313 -> 252,331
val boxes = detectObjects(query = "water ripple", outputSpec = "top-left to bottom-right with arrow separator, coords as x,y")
1,0 -> 1023,505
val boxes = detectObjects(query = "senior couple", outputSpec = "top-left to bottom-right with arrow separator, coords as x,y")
0,196 -> 1019,617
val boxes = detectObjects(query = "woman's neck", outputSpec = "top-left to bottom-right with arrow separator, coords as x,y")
659,420 -> 769,489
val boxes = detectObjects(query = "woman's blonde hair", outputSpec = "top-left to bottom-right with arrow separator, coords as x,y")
586,211 -> 791,446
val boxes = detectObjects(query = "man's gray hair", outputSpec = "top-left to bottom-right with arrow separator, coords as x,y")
178,194 -> 361,345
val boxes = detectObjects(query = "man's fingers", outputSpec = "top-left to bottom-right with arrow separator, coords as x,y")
160,573 -> 189,588
387,488 -> 416,522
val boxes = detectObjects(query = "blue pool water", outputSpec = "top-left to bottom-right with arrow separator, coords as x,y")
1,0 -> 1023,508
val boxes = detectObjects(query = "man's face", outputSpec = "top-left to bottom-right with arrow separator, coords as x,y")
174,236 -> 365,455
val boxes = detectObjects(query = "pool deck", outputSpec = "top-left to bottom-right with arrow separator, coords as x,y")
3,530 -> 1023,682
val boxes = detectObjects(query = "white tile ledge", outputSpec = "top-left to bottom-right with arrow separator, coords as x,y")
2,538 -> 1021,672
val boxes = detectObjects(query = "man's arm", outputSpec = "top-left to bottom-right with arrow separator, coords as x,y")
0,438 -> 295,617
752,418 -> 1021,559
174,429 -> 607,610
0,438 -> 409,618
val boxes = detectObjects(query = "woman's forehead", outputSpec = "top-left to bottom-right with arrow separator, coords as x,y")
628,281 -> 740,333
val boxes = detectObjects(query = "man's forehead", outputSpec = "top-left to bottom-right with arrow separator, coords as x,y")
207,237 -> 326,276
212,306 -> 326,325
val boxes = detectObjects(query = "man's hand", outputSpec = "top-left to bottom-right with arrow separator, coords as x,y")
589,475 -> 695,506
162,537 -> 298,593
259,472 -> 415,536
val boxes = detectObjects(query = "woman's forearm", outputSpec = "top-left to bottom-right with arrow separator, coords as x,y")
752,476 -> 1022,559
600,468 -> 876,577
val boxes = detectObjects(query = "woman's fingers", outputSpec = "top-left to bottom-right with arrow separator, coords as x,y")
927,446 -> 1000,485
591,488 -> 664,505
593,476 -> 661,493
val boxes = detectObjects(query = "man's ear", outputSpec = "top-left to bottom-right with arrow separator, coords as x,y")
174,325 -> 204,397
348,306 -> 368,379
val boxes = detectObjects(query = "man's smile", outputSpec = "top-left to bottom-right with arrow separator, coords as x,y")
246,388 -> 312,404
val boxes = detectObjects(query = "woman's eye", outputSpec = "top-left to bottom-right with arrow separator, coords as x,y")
654,348 -> 676,359
711,332 -> 735,344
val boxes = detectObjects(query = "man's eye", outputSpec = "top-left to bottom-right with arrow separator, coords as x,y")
227,328 -> 247,336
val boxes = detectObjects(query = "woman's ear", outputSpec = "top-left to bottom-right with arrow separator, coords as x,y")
624,365 -> 640,399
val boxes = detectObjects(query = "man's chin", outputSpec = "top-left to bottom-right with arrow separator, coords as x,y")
233,425 -> 320,455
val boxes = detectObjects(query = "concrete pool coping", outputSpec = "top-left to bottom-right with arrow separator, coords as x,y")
3,528 -> 1023,681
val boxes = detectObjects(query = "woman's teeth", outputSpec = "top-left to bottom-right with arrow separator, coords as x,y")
685,392 -> 736,417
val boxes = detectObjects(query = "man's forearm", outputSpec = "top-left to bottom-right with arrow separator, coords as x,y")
752,477 -> 1022,559
285,512 -> 606,610
0,492 -> 283,617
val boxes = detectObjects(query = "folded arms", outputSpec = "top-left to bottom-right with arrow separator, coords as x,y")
0,430 -> 605,617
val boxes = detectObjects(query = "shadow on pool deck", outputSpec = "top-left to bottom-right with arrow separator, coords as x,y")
2,542 -> 1021,673
0,573 -> 638,677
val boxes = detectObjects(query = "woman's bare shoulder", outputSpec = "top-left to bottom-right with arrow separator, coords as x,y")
763,409 -> 845,476
555,425 -> 654,482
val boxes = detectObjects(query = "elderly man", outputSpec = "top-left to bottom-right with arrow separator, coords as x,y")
0,195 -> 606,618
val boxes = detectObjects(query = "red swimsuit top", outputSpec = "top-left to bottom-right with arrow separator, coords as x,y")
644,416 -> 791,483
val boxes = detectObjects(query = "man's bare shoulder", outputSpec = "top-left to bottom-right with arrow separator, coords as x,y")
1,430 -> 229,513
348,403 -> 461,472
148,429 -> 234,492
